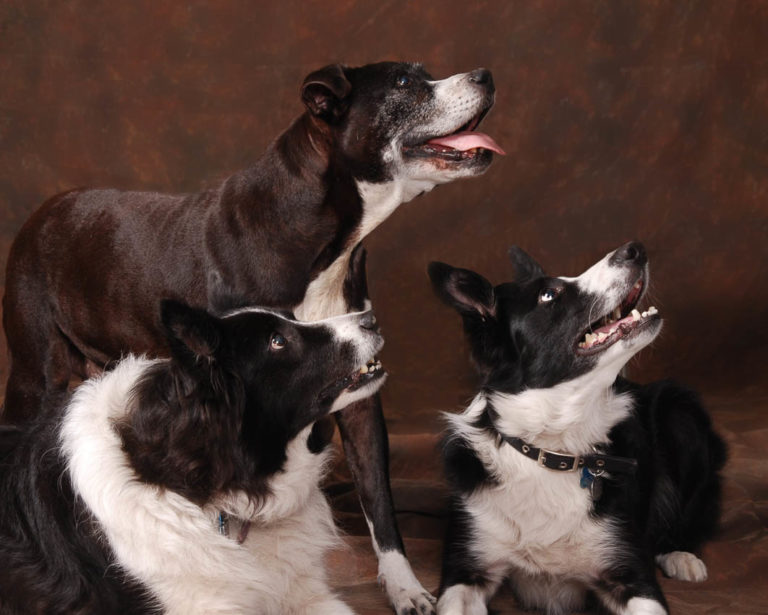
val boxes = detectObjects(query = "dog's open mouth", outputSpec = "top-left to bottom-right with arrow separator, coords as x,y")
402,107 -> 505,162
575,275 -> 660,355
336,357 -> 385,393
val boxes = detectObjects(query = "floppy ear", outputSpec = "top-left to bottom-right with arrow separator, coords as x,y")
428,262 -> 496,319
301,64 -> 352,122
508,246 -> 545,283
160,299 -> 222,367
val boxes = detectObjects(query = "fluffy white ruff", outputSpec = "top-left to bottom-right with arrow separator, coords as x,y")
443,384 -> 631,609
61,355 -> 351,615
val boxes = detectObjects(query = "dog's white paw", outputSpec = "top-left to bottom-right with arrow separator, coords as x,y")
378,551 -> 436,615
625,596 -> 668,615
436,584 -> 488,615
655,551 -> 708,582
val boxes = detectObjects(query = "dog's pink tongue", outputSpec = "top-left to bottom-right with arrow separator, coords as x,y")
426,131 -> 506,155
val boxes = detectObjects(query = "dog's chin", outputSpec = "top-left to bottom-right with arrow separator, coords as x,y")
401,150 -> 494,181
591,317 -> 663,373
329,372 -> 388,413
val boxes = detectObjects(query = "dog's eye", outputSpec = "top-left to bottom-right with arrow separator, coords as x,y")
539,288 -> 560,303
396,75 -> 411,88
270,333 -> 286,350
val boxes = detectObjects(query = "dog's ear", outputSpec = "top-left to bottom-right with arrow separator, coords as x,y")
161,299 -> 222,367
301,64 -> 352,122
508,246 -> 545,283
428,262 -> 496,319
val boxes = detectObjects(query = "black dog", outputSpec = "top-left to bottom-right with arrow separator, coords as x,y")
0,301 -> 386,614
2,61 -> 501,612
429,243 -> 726,615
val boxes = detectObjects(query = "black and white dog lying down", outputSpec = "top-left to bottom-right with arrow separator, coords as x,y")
428,242 -> 726,615
0,301 -> 387,614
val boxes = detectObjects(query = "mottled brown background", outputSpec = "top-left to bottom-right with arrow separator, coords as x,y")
1,1 -> 766,614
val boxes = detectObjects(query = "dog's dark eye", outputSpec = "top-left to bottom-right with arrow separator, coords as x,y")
270,333 -> 286,350
396,75 -> 411,88
539,288 -> 560,303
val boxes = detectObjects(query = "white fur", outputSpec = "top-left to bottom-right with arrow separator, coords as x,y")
622,597 -> 668,615
446,395 -> 623,582
437,584 -> 490,615
486,368 -> 634,454
60,356 -> 352,615
655,551 -> 708,582
365,526 -> 437,615
560,246 -> 628,302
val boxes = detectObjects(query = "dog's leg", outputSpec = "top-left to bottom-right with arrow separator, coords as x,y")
2,282 -> 72,423
592,564 -> 668,615
336,395 -> 436,615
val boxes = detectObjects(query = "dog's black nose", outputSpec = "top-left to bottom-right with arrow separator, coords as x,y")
469,68 -> 493,88
359,311 -> 378,331
611,241 -> 647,267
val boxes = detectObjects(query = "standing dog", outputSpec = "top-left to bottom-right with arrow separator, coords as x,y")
0,301 -> 386,614
429,243 -> 726,615
2,61 -> 502,613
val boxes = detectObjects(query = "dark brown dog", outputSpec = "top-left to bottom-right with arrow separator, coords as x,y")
3,61 -> 501,614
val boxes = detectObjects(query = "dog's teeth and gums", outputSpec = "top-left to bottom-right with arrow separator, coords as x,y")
578,306 -> 659,350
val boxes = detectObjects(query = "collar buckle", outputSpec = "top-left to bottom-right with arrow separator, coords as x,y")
537,448 -> 581,472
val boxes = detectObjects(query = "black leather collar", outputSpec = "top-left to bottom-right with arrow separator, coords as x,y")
500,434 -> 638,475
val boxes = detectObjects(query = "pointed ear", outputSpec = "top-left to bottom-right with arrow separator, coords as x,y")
301,64 -> 352,122
508,246 -> 545,283
160,300 -> 222,366
428,262 -> 496,319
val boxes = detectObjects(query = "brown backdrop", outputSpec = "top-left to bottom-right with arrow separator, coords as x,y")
1,2 -> 766,613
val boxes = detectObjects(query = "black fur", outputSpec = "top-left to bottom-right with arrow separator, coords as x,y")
0,301 -> 383,613
430,245 -> 726,614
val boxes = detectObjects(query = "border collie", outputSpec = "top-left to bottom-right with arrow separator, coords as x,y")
0,300 -> 387,614
3,61 -> 503,614
428,242 -> 726,615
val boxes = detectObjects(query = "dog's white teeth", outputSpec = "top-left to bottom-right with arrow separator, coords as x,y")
634,280 -> 643,290
359,365 -> 369,374
631,309 -> 642,321
597,332 -> 607,342
585,333 -> 597,345
613,307 -> 622,321
648,306 -> 658,315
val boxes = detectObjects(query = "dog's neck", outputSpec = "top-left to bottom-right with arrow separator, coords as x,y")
481,371 -> 633,455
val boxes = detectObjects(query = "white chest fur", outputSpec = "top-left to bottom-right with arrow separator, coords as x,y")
447,394 -> 622,581
60,356 -> 340,615
293,177 -> 433,322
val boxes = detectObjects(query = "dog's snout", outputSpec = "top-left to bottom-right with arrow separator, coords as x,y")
468,68 -> 493,89
359,311 -> 378,331
611,241 -> 647,267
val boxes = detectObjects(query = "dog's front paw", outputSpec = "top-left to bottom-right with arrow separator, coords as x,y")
625,597 -> 668,615
655,551 -> 708,582
378,551 -> 436,615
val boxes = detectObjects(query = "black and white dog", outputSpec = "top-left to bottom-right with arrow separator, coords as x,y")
428,242 -> 726,615
0,301 -> 387,614
3,61 -> 502,613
